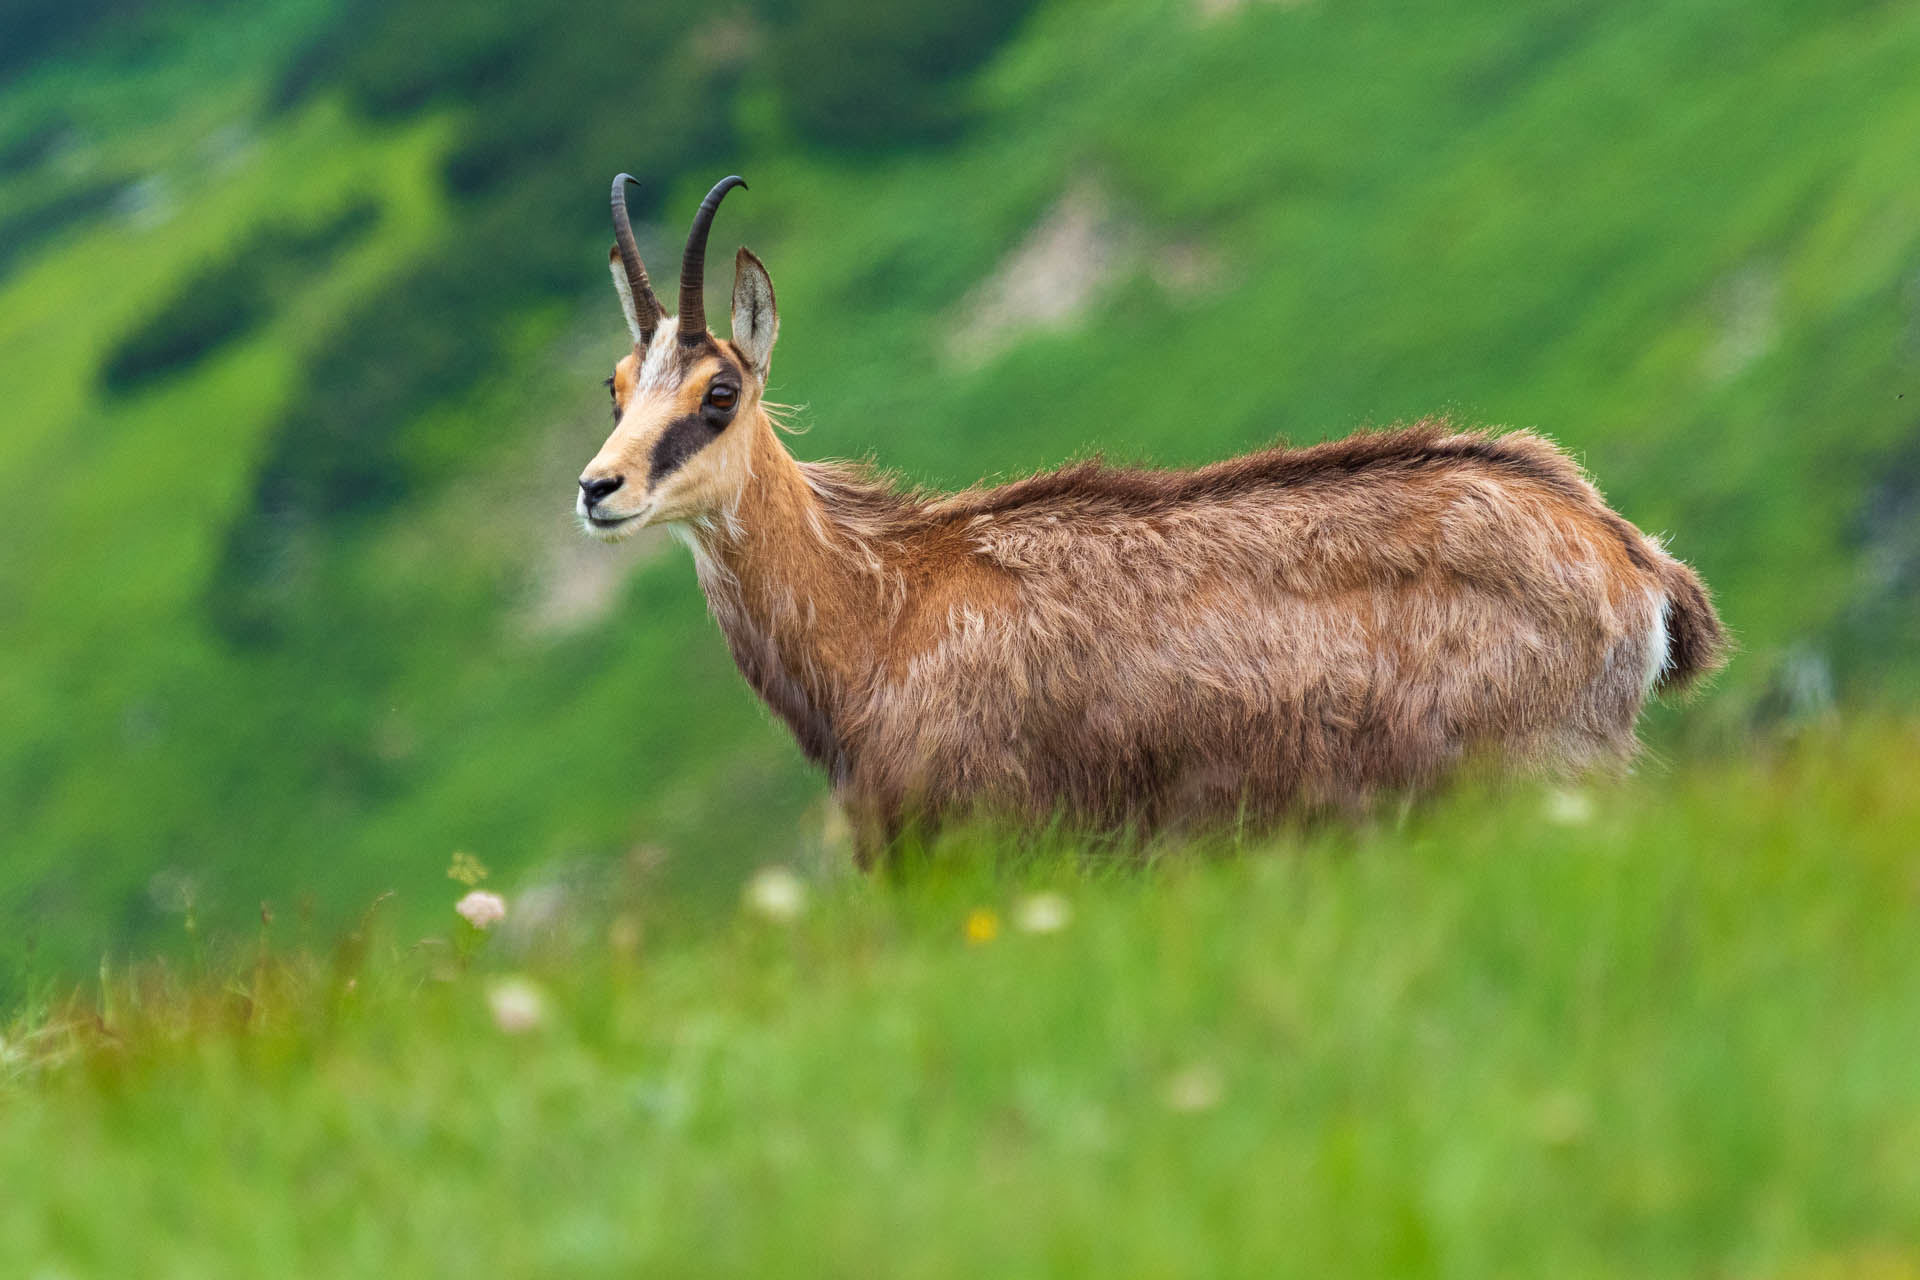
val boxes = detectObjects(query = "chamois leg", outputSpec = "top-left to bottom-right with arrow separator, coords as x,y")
846,802 -> 905,873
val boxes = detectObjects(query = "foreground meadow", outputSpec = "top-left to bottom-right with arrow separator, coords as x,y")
2,721 -> 1916,1276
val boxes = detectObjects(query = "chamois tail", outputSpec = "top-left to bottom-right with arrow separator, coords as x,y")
1652,551 -> 1728,697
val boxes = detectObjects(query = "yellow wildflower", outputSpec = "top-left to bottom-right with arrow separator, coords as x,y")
964,908 -> 1000,945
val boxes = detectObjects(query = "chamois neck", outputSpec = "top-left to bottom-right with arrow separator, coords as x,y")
694,422 -> 878,593
683,416 -> 897,779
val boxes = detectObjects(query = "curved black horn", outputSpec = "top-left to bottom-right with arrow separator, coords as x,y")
611,173 -> 663,339
678,175 -> 747,341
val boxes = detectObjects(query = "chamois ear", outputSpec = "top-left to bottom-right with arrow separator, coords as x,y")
608,244 -> 648,344
730,246 -> 778,381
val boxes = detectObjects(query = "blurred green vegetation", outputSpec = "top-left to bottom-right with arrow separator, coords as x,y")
99,196 -> 377,393
2,0 -> 1918,988
4,725 -> 1917,1273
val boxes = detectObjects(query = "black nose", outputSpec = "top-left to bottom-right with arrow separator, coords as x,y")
579,474 -> 623,505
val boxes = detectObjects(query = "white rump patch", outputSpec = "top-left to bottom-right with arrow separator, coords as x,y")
1642,588 -> 1672,694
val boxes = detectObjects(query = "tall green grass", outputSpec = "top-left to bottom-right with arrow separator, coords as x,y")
3,721 -> 1915,1274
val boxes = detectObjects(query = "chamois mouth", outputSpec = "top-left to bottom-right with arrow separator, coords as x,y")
580,502 -> 651,540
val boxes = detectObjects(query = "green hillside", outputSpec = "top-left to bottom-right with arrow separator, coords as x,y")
4,0 -> 1919,985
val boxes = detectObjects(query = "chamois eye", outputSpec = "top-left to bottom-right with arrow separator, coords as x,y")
707,384 -> 736,410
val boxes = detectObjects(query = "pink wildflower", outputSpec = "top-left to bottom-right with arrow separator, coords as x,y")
456,889 -> 508,930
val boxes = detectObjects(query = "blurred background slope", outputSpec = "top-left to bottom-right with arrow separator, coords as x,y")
2,0 -> 1916,986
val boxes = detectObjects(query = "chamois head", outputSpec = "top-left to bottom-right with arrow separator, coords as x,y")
578,174 -> 779,539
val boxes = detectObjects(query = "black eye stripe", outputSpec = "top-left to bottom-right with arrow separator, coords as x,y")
648,413 -> 721,486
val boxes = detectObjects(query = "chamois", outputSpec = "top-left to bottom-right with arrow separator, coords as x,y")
578,174 -> 1726,864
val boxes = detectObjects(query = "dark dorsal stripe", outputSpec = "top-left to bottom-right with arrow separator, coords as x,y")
936,424 -> 1658,571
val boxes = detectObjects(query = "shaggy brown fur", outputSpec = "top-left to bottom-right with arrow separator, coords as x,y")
692,420 -> 1725,861
579,197 -> 1727,866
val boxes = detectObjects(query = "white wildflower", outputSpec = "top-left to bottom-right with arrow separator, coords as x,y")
744,866 -> 807,922
1164,1063 -> 1224,1113
456,889 -> 508,930
1542,788 -> 1595,826
1013,892 -> 1073,934
486,977 -> 547,1034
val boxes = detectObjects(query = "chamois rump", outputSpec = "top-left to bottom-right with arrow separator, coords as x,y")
577,175 -> 1726,865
